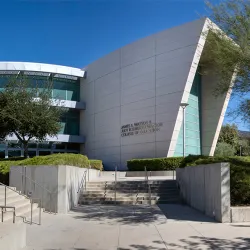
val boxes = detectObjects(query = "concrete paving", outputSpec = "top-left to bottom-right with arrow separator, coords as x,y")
23,204 -> 250,250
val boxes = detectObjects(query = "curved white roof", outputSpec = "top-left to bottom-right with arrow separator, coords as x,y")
0,62 -> 85,78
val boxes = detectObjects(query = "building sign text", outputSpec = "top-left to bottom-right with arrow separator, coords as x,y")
121,120 -> 163,137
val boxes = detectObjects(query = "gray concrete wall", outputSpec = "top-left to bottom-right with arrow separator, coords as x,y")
176,163 -> 230,222
201,65 -> 232,156
80,19 -> 208,170
231,207 -> 250,222
10,165 -> 100,213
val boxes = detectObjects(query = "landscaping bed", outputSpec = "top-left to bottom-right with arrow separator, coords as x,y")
0,153 -> 103,185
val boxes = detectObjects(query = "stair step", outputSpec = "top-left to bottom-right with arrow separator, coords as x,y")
79,195 -> 180,201
88,179 -> 176,185
81,195 -> 179,200
0,190 -> 20,199
86,183 -> 177,187
83,186 -> 178,191
15,202 -> 38,216
79,199 -> 181,205
2,198 -> 31,210
86,184 -> 177,188
79,180 -> 180,206
0,186 -> 16,191
0,194 -> 27,205
2,206 -> 40,223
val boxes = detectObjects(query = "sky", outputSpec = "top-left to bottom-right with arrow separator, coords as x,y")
0,0 -> 246,130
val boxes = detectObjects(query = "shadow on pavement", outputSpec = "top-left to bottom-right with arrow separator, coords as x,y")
158,204 -> 216,223
231,224 -> 250,228
71,204 -> 216,225
117,236 -> 250,250
118,240 -> 167,250
167,236 -> 250,250
72,205 -> 166,225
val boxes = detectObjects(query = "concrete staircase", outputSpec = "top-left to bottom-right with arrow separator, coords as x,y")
79,180 -> 181,205
0,186 -> 40,223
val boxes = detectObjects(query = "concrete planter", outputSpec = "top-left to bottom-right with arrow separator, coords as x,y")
176,163 -> 231,223
231,207 -> 250,222
10,165 -> 100,214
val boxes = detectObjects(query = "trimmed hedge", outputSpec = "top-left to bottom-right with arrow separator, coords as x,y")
0,153 -> 102,185
127,157 -> 183,171
89,159 -> 103,171
18,153 -> 89,168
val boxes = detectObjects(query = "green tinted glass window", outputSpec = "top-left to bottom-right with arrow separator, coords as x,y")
174,68 -> 202,157
53,80 -> 67,100
66,80 -> 80,101
59,110 -> 80,135
0,75 -> 12,91
52,78 -> 79,101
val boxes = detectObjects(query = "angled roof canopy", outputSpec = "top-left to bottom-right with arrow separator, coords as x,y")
0,62 -> 85,78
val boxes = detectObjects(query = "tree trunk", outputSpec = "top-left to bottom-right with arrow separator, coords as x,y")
23,142 -> 29,158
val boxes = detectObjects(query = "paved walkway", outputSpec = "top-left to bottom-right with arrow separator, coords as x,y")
24,204 -> 250,250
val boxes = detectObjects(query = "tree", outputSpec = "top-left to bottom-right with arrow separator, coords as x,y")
237,138 -> 250,156
216,123 -> 250,156
0,93 -> 12,141
205,0 -> 250,123
0,76 -> 64,158
218,124 -> 239,149
214,142 -> 236,157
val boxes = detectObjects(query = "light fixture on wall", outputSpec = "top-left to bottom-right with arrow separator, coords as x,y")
180,103 -> 189,157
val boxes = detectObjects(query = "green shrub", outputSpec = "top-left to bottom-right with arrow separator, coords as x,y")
0,154 -> 105,185
89,159 -> 103,171
0,160 -> 20,185
215,142 -> 236,157
0,154 -> 91,185
179,155 -> 250,206
0,157 -> 25,162
18,153 -> 90,168
127,157 -> 183,171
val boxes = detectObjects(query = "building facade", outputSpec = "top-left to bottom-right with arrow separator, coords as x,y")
0,18 -> 233,169
0,62 -> 85,158
81,18 -> 233,169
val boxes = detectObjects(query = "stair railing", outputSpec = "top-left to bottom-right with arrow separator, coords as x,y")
76,169 -> 88,206
0,181 -> 41,225
115,166 -> 117,205
0,206 -> 15,223
11,167 -> 56,214
144,166 -> 151,206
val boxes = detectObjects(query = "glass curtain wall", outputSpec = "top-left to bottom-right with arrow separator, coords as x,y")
59,109 -> 80,135
0,73 -> 81,158
0,74 -> 80,101
0,142 -> 80,158
174,68 -> 202,156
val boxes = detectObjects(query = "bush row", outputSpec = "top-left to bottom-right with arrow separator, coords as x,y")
0,154 -> 103,185
89,159 -> 103,171
179,155 -> 250,206
127,157 -> 183,171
